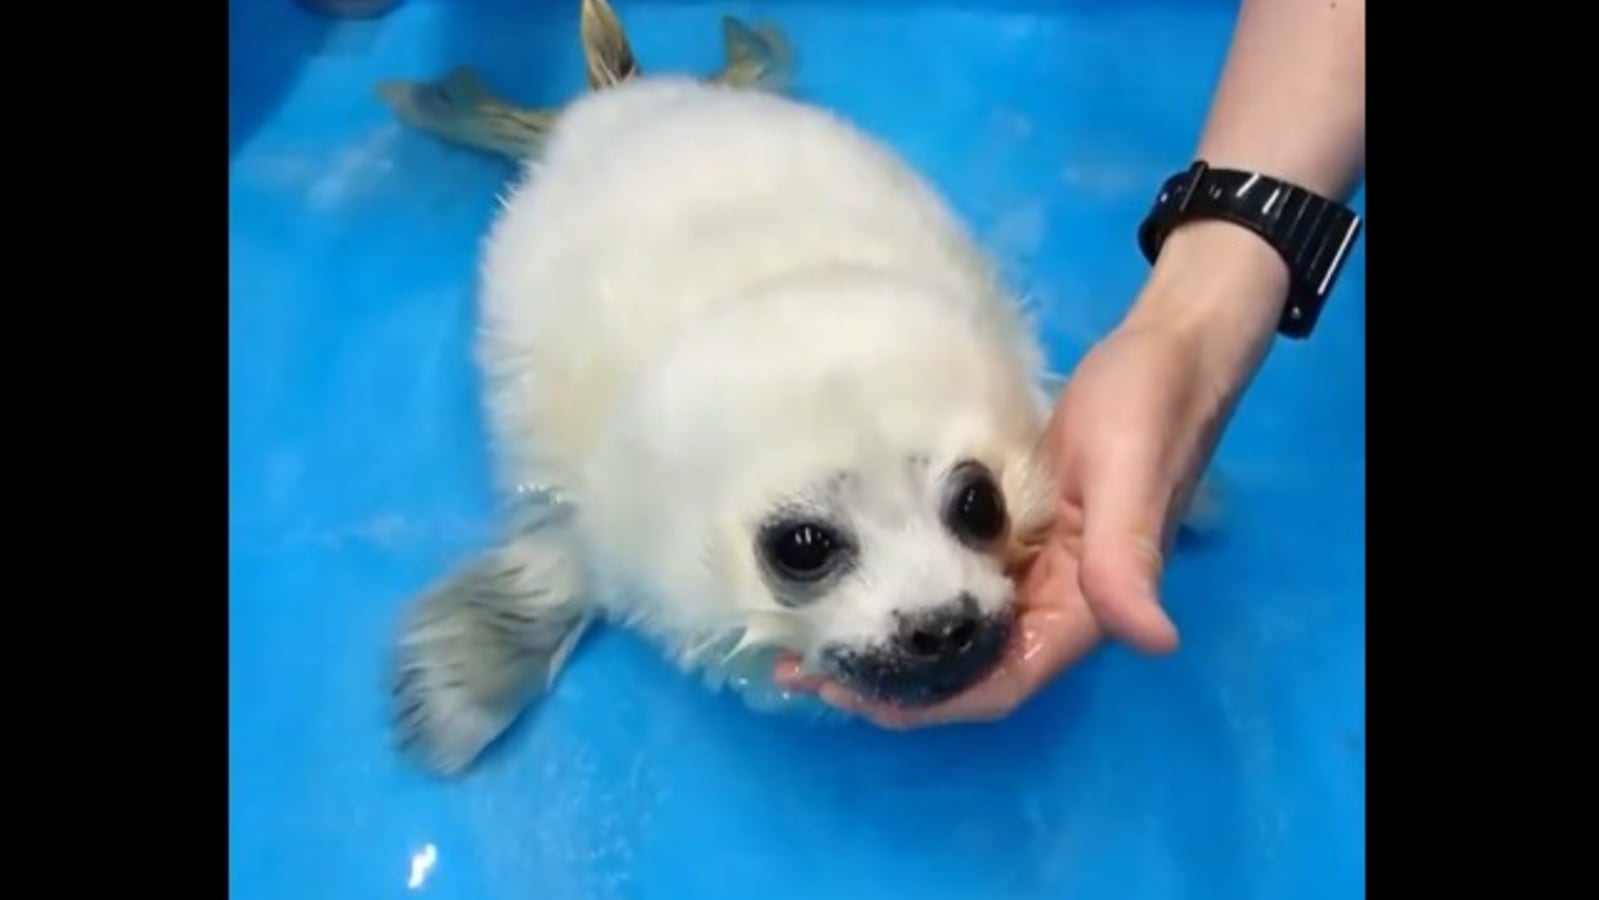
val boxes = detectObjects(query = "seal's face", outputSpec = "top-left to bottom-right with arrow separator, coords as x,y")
750,453 -> 1038,707
579,273 -> 1055,708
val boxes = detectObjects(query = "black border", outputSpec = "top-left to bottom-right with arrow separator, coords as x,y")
1363,0 -> 1547,888
29,0 -> 1551,892
26,0 -> 229,890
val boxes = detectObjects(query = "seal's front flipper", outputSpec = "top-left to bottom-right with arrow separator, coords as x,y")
715,16 -> 796,92
377,66 -> 558,161
580,0 -> 641,89
391,532 -> 592,776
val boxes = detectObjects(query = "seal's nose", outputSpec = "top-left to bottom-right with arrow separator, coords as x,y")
899,595 -> 981,659
822,593 -> 1009,707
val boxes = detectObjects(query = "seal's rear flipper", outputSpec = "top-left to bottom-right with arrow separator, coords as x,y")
717,16 -> 796,92
377,66 -> 558,161
581,0 -> 642,89
391,531 -> 592,776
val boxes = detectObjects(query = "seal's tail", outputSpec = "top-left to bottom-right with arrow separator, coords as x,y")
581,0 -> 793,93
716,16 -> 797,92
581,0 -> 642,89
376,66 -> 559,161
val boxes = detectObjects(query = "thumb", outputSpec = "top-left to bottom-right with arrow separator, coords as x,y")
1076,464 -> 1180,654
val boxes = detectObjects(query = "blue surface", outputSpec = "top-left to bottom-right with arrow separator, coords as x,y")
228,1 -> 1365,897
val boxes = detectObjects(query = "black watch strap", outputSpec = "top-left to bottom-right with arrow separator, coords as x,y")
1136,161 -> 1361,339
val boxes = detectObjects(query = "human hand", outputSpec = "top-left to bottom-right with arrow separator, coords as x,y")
773,222 -> 1289,728
772,521 -> 1104,729
770,325 -> 1214,727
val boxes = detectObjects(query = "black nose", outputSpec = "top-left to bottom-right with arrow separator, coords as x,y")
898,595 -> 982,659
822,594 -> 1010,707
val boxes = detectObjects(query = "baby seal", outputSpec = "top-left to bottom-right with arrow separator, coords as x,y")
391,1 -> 1070,777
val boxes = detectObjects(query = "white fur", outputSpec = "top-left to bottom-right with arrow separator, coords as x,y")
481,77 -> 1052,657
394,77 -> 1059,773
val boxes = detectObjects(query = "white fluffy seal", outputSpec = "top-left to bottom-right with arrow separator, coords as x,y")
391,75 -> 1068,776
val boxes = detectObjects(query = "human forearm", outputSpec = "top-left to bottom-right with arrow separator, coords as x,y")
1192,0 -> 1365,201
1123,0 -> 1366,392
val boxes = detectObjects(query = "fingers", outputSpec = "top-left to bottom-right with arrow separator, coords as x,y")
821,615 -> 1104,730
773,652 -> 999,729
818,684 -> 927,730
1078,550 -> 1177,653
773,655 -> 825,692
1013,547 -> 1105,679
1077,455 -> 1180,654
769,557 -> 1106,731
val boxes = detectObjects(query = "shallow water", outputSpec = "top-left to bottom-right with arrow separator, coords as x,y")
228,1 -> 1365,898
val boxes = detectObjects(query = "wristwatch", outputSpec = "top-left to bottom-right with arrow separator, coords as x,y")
1136,160 -> 1362,339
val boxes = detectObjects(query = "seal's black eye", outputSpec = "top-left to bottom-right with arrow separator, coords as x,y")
945,464 -> 1007,546
761,521 -> 844,582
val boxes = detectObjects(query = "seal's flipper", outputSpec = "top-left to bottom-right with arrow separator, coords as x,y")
580,0 -> 641,89
713,16 -> 796,92
377,66 -> 559,161
391,531 -> 593,776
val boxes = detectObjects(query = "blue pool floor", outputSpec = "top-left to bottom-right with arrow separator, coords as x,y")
228,1 -> 1365,898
